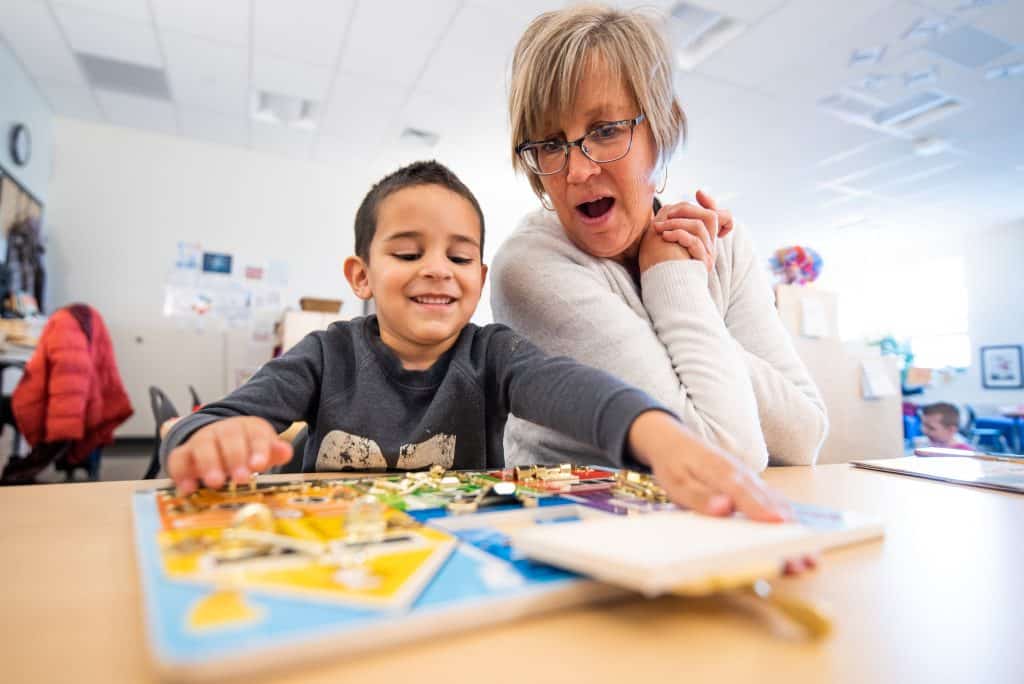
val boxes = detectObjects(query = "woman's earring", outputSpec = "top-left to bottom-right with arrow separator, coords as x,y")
656,166 -> 669,194
540,195 -> 554,211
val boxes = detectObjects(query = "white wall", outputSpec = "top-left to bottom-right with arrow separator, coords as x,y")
0,39 -> 52,199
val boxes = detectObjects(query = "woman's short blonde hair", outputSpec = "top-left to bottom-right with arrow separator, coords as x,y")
509,4 -> 687,199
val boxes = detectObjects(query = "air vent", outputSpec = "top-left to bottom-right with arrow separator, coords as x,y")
399,127 -> 439,147
76,53 -> 171,100
926,25 -> 1013,68
251,91 -> 318,129
668,2 -> 746,70
872,90 -> 961,129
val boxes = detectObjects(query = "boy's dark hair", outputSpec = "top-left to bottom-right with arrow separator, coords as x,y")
922,402 -> 961,429
353,160 -> 485,261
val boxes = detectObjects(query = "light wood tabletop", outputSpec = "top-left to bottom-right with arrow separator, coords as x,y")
2,463 -> 1022,684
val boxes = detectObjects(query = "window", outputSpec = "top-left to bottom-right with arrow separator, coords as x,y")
832,257 -> 970,369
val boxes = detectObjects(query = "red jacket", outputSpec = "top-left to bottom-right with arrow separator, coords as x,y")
13,305 -> 134,464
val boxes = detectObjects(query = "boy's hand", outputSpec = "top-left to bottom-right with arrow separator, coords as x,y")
627,411 -> 792,522
167,417 -> 294,495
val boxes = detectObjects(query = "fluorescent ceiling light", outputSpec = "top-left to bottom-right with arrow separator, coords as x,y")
985,61 -> 1024,79
903,65 -> 939,87
668,2 -> 746,71
872,90 -> 959,128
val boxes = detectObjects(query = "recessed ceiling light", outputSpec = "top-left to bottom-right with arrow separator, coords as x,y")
251,91 -> 318,130
873,90 -> 960,128
903,17 -> 953,41
850,45 -> 887,67
668,2 -> 746,70
903,65 -> 940,87
912,137 -> 952,157
858,73 -> 892,90
399,127 -> 439,147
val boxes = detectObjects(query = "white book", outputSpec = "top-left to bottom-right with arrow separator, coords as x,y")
510,508 -> 883,597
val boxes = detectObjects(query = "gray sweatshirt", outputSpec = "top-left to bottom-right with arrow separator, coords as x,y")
161,316 -> 666,472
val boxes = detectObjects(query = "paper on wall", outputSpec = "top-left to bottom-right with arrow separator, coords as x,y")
800,297 -> 829,338
861,358 -> 898,399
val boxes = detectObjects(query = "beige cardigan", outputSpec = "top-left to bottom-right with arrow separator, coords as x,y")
491,208 -> 827,471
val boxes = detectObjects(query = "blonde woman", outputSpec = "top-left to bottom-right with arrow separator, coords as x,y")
492,5 -> 827,510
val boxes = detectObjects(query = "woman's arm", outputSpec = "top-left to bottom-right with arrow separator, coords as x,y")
721,225 -> 828,465
492,219 -> 769,471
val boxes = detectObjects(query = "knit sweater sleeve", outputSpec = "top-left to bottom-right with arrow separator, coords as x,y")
720,226 -> 828,465
492,215 -> 769,471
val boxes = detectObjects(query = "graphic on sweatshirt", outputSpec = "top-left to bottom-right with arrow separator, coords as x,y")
315,430 -> 455,471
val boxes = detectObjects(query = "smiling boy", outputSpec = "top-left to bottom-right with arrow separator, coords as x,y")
162,161 -> 788,520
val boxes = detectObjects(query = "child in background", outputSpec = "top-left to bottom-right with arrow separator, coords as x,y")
163,161 -> 789,521
920,402 -> 972,451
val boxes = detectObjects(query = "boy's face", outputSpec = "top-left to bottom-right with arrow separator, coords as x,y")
345,184 -> 486,368
921,413 -> 957,445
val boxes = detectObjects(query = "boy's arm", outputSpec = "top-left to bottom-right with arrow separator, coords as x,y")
160,332 -> 326,465
489,329 -> 790,520
488,328 -> 667,469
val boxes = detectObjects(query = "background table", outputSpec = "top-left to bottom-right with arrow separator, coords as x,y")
2,464 -> 1022,683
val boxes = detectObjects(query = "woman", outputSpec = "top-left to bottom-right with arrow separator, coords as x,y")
492,5 -> 827,513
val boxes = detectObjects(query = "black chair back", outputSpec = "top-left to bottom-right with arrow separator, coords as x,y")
144,387 -> 180,479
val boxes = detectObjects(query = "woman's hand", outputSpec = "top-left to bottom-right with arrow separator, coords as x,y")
651,190 -> 734,273
627,410 -> 792,522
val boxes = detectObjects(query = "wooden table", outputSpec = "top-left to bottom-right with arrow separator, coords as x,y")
2,464 -> 1023,683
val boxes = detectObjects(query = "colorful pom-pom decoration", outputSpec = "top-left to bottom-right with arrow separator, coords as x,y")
769,246 -> 823,285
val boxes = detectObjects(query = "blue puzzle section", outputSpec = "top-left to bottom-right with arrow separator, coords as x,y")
133,493 -> 584,666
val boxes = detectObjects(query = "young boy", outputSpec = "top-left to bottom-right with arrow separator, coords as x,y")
163,161 -> 787,521
920,402 -> 972,451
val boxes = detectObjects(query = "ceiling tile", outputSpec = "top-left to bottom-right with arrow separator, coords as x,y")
340,0 -> 459,87
250,120 -> 314,159
252,53 -> 332,101
151,0 -> 249,46
252,0 -> 354,66
40,82 -> 102,119
180,109 -> 250,147
417,4 -> 535,98
163,31 -> 248,115
320,72 -> 406,142
54,0 -> 151,22
0,0 -> 85,85
95,89 -> 178,134
54,3 -> 163,67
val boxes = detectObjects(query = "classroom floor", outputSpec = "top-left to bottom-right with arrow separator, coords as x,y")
0,431 -> 153,483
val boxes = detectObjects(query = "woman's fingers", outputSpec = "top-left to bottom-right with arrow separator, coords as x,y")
696,189 -> 735,239
653,217 -> 712,254
656,201 -> 719,241
661,230 -> 712,272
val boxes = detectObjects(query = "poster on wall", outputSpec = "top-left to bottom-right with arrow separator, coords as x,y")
980,345 -> 1023,389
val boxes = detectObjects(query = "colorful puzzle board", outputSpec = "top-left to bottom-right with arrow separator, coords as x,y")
133,466 -> 877,681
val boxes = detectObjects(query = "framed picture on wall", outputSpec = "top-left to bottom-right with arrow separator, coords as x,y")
980,345 -> 1023,389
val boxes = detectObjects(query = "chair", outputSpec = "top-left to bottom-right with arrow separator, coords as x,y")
0,360 -> 26,462
273,425 -> 307,475
965,405 -> 1013,454
188,385 -> 202,412
145,387 -> 180,479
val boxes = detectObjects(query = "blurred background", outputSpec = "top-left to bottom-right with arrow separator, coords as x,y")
1,0 -> 1022,480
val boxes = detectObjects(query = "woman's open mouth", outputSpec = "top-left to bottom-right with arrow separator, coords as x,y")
575,197 -> 615,223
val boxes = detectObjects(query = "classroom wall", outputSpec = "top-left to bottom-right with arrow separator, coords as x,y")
0,39 -> 53,200
47,117 -> 534,436
48,118 -> 367,435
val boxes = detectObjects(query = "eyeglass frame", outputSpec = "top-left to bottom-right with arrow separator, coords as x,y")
515,113 -> 646,176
